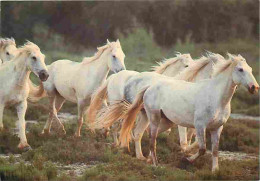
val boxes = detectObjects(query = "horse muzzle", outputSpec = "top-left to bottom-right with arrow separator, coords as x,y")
114,68 -> 125,73
38,70 -> 49,82
248,84 -> 259,94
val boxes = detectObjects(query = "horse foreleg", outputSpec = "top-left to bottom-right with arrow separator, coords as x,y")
186,126 -> 206,163
178,126 -> 188,152
210,125 -> 223,172
184,128 -> 199,153
16,100 -> 31,150
75,100 -> 87,137
0,104 -> 4,130
187,128 -> 196,145
133,110 -> 149,160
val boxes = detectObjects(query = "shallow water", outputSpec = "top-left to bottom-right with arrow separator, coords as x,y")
230,113 -> 260,121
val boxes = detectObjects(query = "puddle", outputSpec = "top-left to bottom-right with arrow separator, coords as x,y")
230,113 -> 260,121
218,151 -> 258,161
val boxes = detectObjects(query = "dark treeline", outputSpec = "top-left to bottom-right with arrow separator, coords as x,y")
1,0 -> 258,48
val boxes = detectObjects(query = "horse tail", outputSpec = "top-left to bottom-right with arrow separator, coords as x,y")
87,80 -> 109,124
88,99 -> 129,131
119,87 -> 148,150
28,80 -> 47,102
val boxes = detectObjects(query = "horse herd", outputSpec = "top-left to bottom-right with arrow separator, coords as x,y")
0,38 -> 258,172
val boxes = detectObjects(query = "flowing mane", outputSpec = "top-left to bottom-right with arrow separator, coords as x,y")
212,53 -> 242,77
175,52 -> 226,81
152,53 -> 191,74
82,42 -> 119,64
205,51 -> 225,63
175,56 -> 210,81
18,41 -> 40,53
0,37 -> 16,48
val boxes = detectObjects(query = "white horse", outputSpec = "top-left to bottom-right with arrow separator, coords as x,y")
0,42 -> 49,150
87,53 -> 193,144
89,53 -> 225,159
28,40 -> 126,137
118,54 -> 259,172
0,38 -> 18,64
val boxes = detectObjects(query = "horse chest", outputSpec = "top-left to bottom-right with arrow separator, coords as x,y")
206,109 -> 230,129
5,94 -> 24,106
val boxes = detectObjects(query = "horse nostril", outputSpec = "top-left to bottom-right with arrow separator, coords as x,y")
251,85 -> 255,91
39,70 -> 49,81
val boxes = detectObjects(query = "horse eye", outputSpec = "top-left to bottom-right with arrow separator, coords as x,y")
185,65 -> 189,68
238,68 -> 243,72
112,55 -> 116,58
6,52 -> 9,55
32,56 -> 37,61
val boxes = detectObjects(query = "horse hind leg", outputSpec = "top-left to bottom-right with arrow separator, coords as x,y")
111,122 -> 120,147
147,110 -> 161,166
53,94 -> 66,134
133,110 -> 149,160
42,96 -> 56,134
42,94 -> 66,135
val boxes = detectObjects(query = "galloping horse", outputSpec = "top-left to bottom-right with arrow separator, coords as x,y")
29,40 -> 126,137
118,54 -> 259,172
87,53 -> 193,145
89,53 -> 225,160
0,38 -> 18,64
0,42 -> 49,150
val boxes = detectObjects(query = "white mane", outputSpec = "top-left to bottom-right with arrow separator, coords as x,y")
175,56 -> 210,81
18,41 -> 40,53
0,37 -> 16,48
212,53 -> 242,77
152,53 -> 191,74
82,41 -> 120,64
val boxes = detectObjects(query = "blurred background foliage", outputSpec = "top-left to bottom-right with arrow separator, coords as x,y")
1,1 -> 258,48
0,0 -> 259,115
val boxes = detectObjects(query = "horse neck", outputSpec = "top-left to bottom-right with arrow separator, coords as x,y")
0,48 -> 4,62
193,61 -> 214,82
211,67 -> 236,107
82,50 -> 110,82
13,54 -> 30,87
161,62 -> 182,77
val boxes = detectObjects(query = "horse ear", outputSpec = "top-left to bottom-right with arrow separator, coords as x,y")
116,39 -> 120,45
107,39 -> 111,45
11,37 -> 15,44
227,53 -> 235,61
0,39 -> 3,48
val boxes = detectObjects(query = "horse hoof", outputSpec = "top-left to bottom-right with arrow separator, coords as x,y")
178,157 -> 192,169
74,134 -> 81,138
146,157 -> 153,164
137,156 -> 147,161
41,129 -> 50,135
23,145 -> 32,152
111,143 -> 119,148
